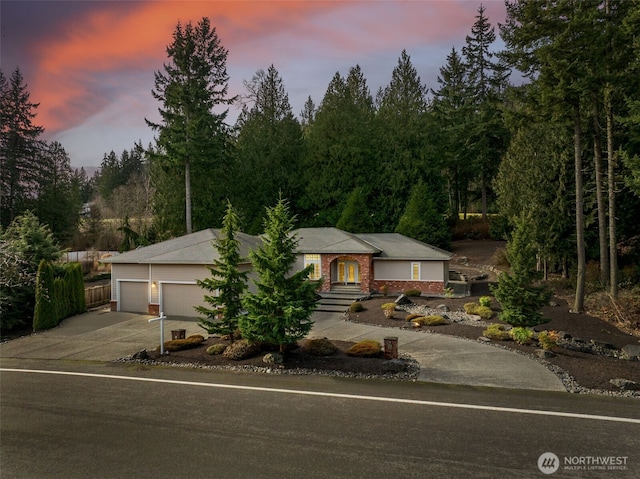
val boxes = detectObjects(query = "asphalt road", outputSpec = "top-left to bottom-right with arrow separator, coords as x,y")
2,360 -> 639,479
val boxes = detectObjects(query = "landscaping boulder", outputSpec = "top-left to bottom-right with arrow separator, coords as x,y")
131,349 -> 148,360
263,352 -> 284,365
395,294 -> 412,306
622,344 -> 640,360
222,339 -> 260,360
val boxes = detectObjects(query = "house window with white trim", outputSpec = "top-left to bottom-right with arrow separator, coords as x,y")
411,262 -> 420,281
304,254 -> 321,280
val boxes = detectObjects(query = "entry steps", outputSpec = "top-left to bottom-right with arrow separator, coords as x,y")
316,288 -> 370,313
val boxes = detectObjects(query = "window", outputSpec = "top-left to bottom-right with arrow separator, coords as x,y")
411,262 -> 420,281
304,254 -> 321,280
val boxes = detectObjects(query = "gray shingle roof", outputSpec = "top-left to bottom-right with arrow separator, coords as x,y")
101,227 -> 452,265
355,233 -> 453,261
294,227 -> 380,254
101,228 -> 260,264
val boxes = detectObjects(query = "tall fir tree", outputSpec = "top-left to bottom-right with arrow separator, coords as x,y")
147,17 -> 235,236
0,68 -> 45,228
233,65 -> 303,234
196,201 -> 248,340
239,198 -> 321,353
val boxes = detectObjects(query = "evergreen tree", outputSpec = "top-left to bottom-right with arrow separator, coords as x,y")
490,215 -> 552,327
233,65 -> 303,234
196,201 -> 248,339
0,67 -> 45,228
336,187 -> 374,233
375,50 -> 443,229
0,239 -> 34,330
301,66 -> 377,226
240,198 -> 321,353
33,260 -> 56,331
147,17 -> 235,235
431,47 -> 474,216
395,181 -> 450,249
33,141 -> 81,245
462,4 -> 510,217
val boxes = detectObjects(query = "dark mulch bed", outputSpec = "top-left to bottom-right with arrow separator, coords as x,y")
349,294 -> 640,392
145,339 -> 405,377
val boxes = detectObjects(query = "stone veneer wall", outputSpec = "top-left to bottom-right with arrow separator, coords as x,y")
370,279 -> 445,295
319,253 -> 373,292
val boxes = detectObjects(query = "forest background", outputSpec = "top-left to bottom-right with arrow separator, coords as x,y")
2,1 -> 640,330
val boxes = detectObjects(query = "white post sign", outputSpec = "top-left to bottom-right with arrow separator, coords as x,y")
148,312 -> 167,355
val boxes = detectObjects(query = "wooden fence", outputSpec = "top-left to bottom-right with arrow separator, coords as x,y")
85,284 -> 111,308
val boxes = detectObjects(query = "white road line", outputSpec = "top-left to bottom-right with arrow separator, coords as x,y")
2,368 -> 639,424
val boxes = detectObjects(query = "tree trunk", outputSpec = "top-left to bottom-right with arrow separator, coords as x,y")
185,159 -> 192,234
592,100 -> 609,288
605,88 -> 618,299
573,104 -> 586,313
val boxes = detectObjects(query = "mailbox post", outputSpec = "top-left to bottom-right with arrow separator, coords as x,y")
148,312 -> 167,355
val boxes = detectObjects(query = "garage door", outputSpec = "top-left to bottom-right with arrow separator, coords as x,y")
119,281 -> 148,313
161,283 -> 208,318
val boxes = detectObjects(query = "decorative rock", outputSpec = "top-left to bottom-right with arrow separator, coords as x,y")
535,349 -> 556,359
382,359 -> 406,373
411,321 -> 421,329
263,352 -> 284,365
590,339 -> 616,350
477,336 -> 491,343
222,339 -> 260,360
549,301 -> 559,307
609,378 -> 640,391
436,304 -> 449,312
622,344 -> 640,360
131,349 -> 148,360
206,343 -> 227,355
467,314 -> 482,322
395,294 -> 413,306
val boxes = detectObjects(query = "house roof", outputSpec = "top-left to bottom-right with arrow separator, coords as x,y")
101,227 -> 452,265
294,227 -> 381,255
355,233 -> 453,261
294,227 -> 452,261
101,228 -> 260,265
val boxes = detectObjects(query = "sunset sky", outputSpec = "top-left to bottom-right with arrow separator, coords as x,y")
1,0 -> 508,168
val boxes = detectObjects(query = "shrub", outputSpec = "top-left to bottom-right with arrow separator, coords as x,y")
350,302 -> 364,313
382,302 -> 396,319
482,323 -> 511,341
413,315 -> 447,326
347,340 -> 382,358
464,302 -> 479,314
405,313 -> 422,321
479,296 -> 492,308
206,343 -> 227,355
160,335 -> 205,352
33,260 -> 57,332
475,305 -> 494,319
404,289 -> 422,297
222,339 -> 260,360
381,284 -> 389,297
509,327 -> 534,345
537,330 -> 560,350
301,337 -> 337,356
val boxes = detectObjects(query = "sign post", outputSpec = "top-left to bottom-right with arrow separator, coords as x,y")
148,312 -> 167,355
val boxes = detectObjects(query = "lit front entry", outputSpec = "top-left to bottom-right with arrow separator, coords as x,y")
337,261 -> 360,284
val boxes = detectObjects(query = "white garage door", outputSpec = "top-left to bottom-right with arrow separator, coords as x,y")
119,281 -> 148,313
161,283 -> 208,318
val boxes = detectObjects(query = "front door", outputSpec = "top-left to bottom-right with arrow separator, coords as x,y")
337,260 -> 359,284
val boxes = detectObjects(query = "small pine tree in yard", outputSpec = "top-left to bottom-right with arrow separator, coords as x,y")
196,201 -> 248,340
33,260 -> 57,331
490,216 -> 552,327
239,198 -> 322,353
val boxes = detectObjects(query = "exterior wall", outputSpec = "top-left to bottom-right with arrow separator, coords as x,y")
150,264 -> 210,303
319,253 -> 373,293
110,264 -> 148,301
370,279 -> 446,295
374,260 -> 444,281
371,259 -> 448,295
